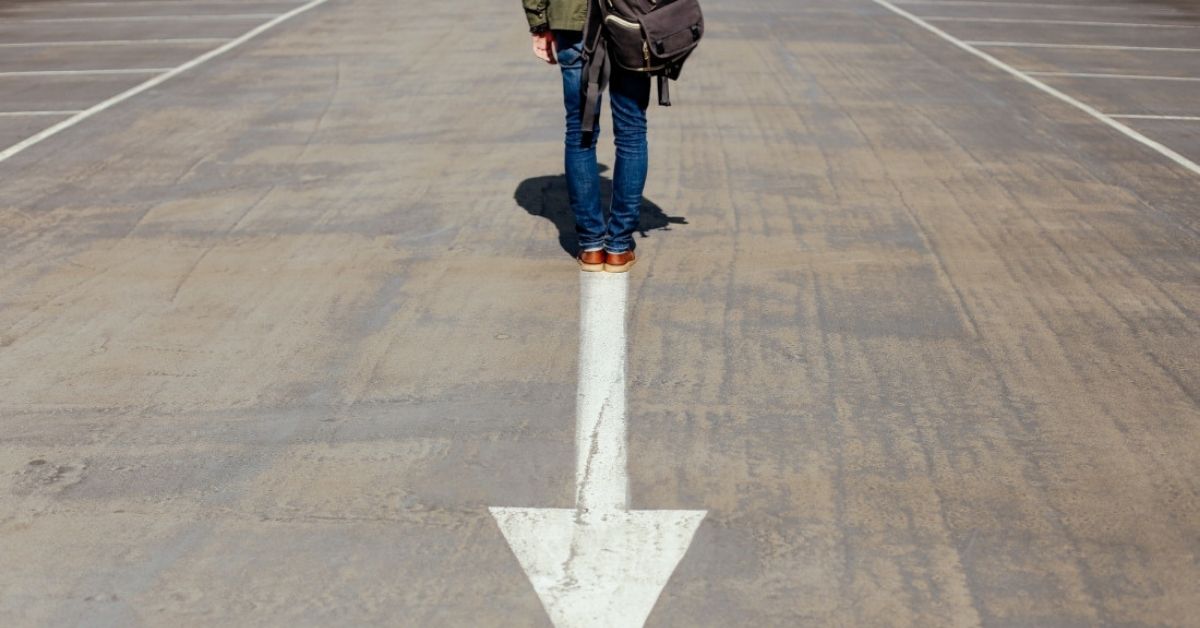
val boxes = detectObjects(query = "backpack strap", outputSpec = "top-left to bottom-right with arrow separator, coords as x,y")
580,40 -> 609,143
657,75 -> 671,107
579,0 -> 609,145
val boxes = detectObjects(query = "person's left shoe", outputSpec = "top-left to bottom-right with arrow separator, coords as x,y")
578,249 -> 605,272
603,250 -> 636,273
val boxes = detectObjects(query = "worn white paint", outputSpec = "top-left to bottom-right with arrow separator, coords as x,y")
894,0 -> 1173,11
964,41 -> 1200,52
0,111 -> 83,117
872,0 -> 1200,177
925,16 -> 1200,28
11,14 -> 275,23
0,0 -> 332,164
490,272 -> 705,628
0,38 -> 228,47
573,271 -> 630,512
0,68 -> 170,77
491,508 -> 706,628
1109,114 -> 1200,121
1025,71 -> 1200,82
8,0 -> 300,7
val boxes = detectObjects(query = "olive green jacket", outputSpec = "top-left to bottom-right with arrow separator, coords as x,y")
523,0 -> 587,32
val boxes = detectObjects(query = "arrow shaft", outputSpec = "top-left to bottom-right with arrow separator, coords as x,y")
490,272 -> 706,627
575,273 -> 630,512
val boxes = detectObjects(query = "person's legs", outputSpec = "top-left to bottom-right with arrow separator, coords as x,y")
605,66 -> 651,255
554,31 -> 605,254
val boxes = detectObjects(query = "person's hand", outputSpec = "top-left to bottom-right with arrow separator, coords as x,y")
532,31 -> 556,64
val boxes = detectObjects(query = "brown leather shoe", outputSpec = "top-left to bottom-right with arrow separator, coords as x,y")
603,250 -> 636,273
578,249 -> 604,272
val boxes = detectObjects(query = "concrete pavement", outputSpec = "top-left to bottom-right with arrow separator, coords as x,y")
1,0 -> 1199,625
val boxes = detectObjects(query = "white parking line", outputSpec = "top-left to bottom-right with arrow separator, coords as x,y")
0,0 -> 332,164
0,111 -> 84,117
1026,71 -> 1200,82
894,0 -> 1175,10
966,41 -> 1200,53
11,14 -> 276,23
8,0 -> 303,7
872,0 -> 1200,177
0,38 -> 228,48
1110,114 -> 1200,122
926,16 -> 1200,29
0,69 -> 172,77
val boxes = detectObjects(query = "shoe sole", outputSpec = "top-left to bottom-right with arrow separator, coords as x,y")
603,259 -> 635,273
579,261 -> 604,272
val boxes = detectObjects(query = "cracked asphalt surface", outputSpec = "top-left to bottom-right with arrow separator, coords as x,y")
2,0 -> 1199,625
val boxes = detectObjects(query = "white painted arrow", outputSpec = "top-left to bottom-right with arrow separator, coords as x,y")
490,272 -> 705,628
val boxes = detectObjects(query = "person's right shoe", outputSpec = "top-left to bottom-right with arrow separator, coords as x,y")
604,250 -> 636,273
578,249 -> 605,272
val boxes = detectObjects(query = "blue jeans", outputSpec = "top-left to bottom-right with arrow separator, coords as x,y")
555,31 -> 650,254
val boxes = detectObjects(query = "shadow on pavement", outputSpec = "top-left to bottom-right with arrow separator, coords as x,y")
515,164 -> 688,257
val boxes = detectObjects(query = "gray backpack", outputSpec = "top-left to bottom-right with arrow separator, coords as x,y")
579,0 -> 705,138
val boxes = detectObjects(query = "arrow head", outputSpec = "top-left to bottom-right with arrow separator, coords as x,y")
490,507 -> 705,628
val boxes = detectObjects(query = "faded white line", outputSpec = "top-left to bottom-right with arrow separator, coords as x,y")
490,272 -> 705,628
0,0 -> 332,165
0,38 -> 228,48
873,0 -> 1200,176
926,16 -> 1200,28
1025,71 -> 1200,82
0,111 -> 83,117
0,68 -> 171,77
894,0 -> 1176,11
965,41 -> 1200,52
9,0 -> 303,7
1109,114 -> 1200,122
11,13 -> 275,22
